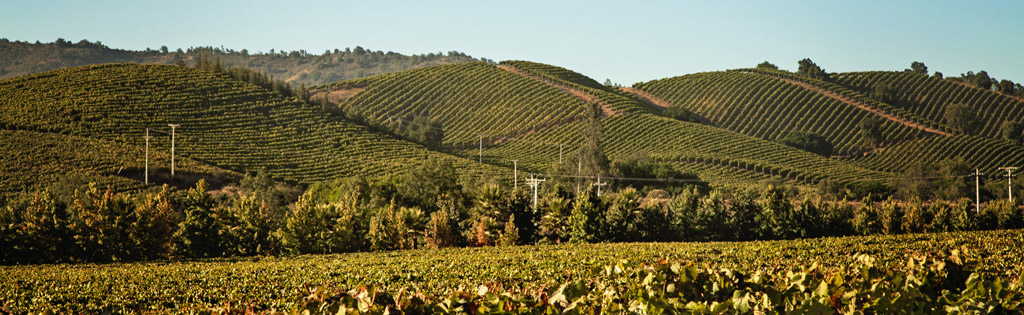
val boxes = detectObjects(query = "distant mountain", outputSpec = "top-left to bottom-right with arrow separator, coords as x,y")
0,38 -> 486,86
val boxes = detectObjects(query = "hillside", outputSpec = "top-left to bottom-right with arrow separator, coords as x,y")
0,129 -> 235,194
0,63 -> 507,189
0,38 -> 482,86
834,71 -> 1024,138
312,62 -> 587,147
315,61 -> 893,185
631,71 -> 931,154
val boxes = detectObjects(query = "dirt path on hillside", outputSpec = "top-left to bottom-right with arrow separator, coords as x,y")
285,68 -> 312,83
772,77 -> 950,136
497,64 -> 620,117
310,87 -> 366,104
619,87 -> 715,126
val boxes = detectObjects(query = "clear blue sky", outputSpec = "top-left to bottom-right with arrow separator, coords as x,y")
3,0 -> 1022,84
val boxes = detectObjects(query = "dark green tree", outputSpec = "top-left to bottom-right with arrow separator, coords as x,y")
870,82 -> 900,105
943,103 -> 980,134
797,58 -> 830,80
1001,121 -> 1023,145
756,61 -> 779,70
778,131 -> 833,156
909,61 -> 928,75
859,116 -> 884,149
578,101 -> 610,181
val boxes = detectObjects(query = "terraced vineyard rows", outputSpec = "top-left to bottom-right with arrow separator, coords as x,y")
0,64 -> 507,185
740,68 -> 952,135
834,71 -> 1024,138
850,134 -> 1024,175
632,71 -> 929,153
499,60 -> 649,115
3,229 -> 1021,313
313,62 -> 587,146
0,129 -> 234,194
455,113 -> 892,184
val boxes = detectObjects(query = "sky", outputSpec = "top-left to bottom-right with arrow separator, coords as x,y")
2,0 -> 1022,84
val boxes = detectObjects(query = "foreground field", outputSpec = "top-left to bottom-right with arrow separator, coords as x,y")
2,229 -> 1022,313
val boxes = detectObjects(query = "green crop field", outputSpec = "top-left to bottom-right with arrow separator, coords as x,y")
0,64 -> 507,188
2,229 -> 1022,313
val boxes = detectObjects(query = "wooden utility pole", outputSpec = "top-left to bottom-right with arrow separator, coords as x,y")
592,176 -> 607,196
971,169 -> 984,213
512,159 -> 519,189
168,124 -> 179,176
526,174 -> 546,210
999,167 -> 1019,202
144,128 -> 152,185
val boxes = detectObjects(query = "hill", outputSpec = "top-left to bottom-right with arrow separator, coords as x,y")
0,63 -> 507,190
0,129 -> 235,194
834,71 -> 1024,138
630,70 -> 932,154
0,38 -> 483,86
317,61 -> 893,186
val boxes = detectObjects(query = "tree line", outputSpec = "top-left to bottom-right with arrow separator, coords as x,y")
3,156 -> 1022,264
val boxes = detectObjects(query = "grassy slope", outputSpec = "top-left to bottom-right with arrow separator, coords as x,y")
2,229 -> 1021,312
0,64 -> 507,187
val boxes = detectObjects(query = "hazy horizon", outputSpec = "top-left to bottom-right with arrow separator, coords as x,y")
3,0 -> 1022,84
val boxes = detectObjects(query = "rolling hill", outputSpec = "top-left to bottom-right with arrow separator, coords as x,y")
0,63 -> 507,192
318,61 -> 894,185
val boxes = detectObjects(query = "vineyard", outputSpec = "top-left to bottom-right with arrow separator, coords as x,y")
0,64 -> 508,187
452,112 -> 892,185
0,129 -> 234,194
312,62 -> 587,147
738,68 -> 951,135
2,229 -> 1021,313
850,134 -> 1024,175
834,71 -> 1024,138
632,71 -> 930,154
499,60 -> 649,114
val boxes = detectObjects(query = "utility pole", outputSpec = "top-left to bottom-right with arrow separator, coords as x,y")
478,133 -> 484,163
999,167 -> 1019,202
512,159 -> 519,190
526,174 -> 546,210
168,124 -> 179,176
144,128 -> 152,185
559,143 -> 564,164
576,160 -> 582,196
972,169 -> 984,213
593,176 -> 607,196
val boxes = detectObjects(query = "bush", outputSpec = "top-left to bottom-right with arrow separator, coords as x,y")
569,190 -> 604,243
778,131 -> 833,156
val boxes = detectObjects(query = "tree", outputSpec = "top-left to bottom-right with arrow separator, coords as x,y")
1001,121 -> 1023,145
405,116 -> 444,149
664,106 -> 698,123
497,214 -> 519,246
909,61 -> 928,75
973,71 -> 993,90
997,79 -> 1018,95
797,58 -> 830,80
578,101 -> 610,181
870,82 -> 899,105
396,158 -> 461,211
778,131 -> 833,156
943,104 -> 980,134
568,189 -> 603,243
756,61 -> 778,70
859,117 -> 884,149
